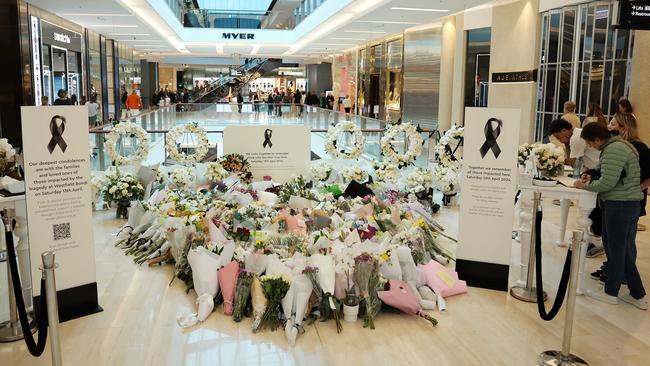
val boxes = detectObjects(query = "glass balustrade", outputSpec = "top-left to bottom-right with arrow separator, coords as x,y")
89,104 -> 436,172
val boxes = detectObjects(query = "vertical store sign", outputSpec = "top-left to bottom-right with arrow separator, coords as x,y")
456,108 -> 520,291
30,16 -> 42,106
20,106 -> 102,321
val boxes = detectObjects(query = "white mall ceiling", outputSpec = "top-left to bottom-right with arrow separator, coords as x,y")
26,0 -> 494,61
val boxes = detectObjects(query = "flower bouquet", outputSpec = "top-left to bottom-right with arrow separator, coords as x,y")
373,161 -> 400,182
518,143 -> 534,166
218,261 -> 240,315
0,138 -> 18,177
169,167 -> 195,190
310,253 -> 343,333
103,171 -> 145,219
353,253 -> 381,329
309,161 -> 333,182
340,166 -> 368,184
257,275 -> 291,332
220,153 -> 253,183
251,275 -> 268,332
205,161 -> 229,183
532,143 -> 565,182
232,270 -> 255,322
403,167 -> 434,195
282,274 -> 313,345
377,279 -> 437,326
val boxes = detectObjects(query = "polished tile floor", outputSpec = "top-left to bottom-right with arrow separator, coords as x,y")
1,199 -> 650,365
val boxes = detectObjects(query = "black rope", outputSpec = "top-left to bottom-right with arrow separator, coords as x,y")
534,209 -> 573,321
5,229 -> 49,356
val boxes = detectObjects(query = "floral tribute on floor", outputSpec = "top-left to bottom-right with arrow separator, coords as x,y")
94,121 -> 468,346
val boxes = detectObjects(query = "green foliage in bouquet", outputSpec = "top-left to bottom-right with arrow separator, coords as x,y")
233,270 -> 255,322
278,175 -> 317,203
258,275 -> 291,331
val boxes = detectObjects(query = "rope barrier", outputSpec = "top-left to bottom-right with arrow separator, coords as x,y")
5,228 -> 49,356
534,209 -> 573,321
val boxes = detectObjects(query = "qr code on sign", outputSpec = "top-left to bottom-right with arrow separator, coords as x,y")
53,223 -> 71,241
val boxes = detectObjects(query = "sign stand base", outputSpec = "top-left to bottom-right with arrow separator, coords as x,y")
34,282 -> 102,323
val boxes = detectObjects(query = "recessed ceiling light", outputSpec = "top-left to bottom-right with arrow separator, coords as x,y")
344,30 -> 386,34
355,20 -> 421,25
109,33 -> 150,36
391,7 -> 448,12
118,39 -> 165,42
133,45 -> 167,48
330,37 -> 367,41
90,25 -> 138,28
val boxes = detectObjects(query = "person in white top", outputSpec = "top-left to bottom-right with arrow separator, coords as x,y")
548,118 -> 600,172
343,96 -> 352,114
87,96 -> 100,127
562,101 -> 581,129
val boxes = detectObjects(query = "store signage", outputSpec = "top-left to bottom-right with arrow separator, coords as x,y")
457,108 -> 520,291
53,32 -> 71,44
31,16 -> 42,106
617,0 -> 650,30
491,70 -> 537,83
222,32 -> 255,40
20,106 -> 101,320
223,125 -> 310,183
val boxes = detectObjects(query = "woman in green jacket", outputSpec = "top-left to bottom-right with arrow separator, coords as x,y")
575,122 -> 647,310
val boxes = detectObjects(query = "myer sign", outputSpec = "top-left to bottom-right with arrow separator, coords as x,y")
53,32 -> 70,44
222,32 -> 255,40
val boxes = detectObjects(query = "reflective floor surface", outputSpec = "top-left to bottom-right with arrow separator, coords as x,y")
1,198 -> 650,365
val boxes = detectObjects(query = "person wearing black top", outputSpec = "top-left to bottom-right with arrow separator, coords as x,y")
293,90 -> 303,117
326,93 -> 334,110
236,92 -> 244,113
152,91 -> 160,108
53,89 -> 72,105
266,93 -> 274,116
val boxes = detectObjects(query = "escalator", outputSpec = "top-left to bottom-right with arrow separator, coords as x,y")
190,58 -> 283,103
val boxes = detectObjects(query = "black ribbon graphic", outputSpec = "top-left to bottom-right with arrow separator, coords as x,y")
479,118 -> 502,159
47,115 -> 68,154
263,128 -> 273,149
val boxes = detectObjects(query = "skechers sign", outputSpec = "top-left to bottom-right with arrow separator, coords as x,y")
222,33 -> 255,40
53,32 -> 71,44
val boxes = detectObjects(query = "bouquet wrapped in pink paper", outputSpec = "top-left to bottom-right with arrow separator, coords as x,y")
378,279 -> 437,326
218,261 -> 240,315
418,260 -> 467,298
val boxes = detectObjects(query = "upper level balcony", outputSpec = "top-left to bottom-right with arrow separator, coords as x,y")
164,0 -> 328,30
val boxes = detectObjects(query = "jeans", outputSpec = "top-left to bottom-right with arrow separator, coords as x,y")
602,200 -> 646,298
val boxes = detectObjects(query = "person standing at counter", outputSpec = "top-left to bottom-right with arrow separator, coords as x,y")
574,122 -> 647,310
53,89 -> 71,105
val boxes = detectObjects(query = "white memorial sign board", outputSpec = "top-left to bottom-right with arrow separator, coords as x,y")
21,106 -> 96,294
223,125 -> 310,183
457,108 -> 520,289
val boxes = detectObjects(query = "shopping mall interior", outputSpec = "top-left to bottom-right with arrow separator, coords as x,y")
1,0 -> 650,365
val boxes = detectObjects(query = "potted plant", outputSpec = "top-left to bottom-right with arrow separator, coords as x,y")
342,290 -> 360,322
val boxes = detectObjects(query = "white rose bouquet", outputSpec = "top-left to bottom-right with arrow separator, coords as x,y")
103,171 -> 144,206
518,143 -> 534,166
309,161 -> 333,182
340,165 -> 368,184
169,167 -> 195,190
374,161 -> 400,182
0,138 -> 17,177
403,168 -> 434,194
432,165 -> 459,194
533,143 -> 565,177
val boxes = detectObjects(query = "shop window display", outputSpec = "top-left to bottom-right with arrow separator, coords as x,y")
535,1 -> 634,141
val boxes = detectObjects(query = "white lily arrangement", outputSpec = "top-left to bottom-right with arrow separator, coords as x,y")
340,165 -> 369,184
169,167 -> 195,190
205,162 -> 229,182
432,165 -> 459,194
374,161 -> 401,182
403,168 -> 434,194
102,170 -> 144,205
532,143 -> 565,177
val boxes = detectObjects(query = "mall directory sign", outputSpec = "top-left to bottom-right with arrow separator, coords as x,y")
618,0 -> 650,30
21,106 -> 102,321
456,108 -> 520,291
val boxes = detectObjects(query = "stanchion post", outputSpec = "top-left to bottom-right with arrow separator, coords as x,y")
539,230 -> 589,366
0,208 -> 36,342
511,192 -> 548,302
42,252 -> 62,366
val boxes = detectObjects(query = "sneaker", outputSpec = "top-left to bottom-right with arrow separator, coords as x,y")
590,269 -> 603,280
599,273 -> 608,284
618,294 -> 648,310
586,245 -> 605,258
587,288 -> 619,305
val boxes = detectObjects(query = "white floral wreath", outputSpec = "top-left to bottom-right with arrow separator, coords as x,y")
380,122 -> 423,167
324,121 -> 365,159
105,122 -> 150,166
165,122 -> 210,166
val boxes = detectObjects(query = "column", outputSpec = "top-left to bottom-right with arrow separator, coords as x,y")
438,16 -> 456,132
630,32 -> 650,143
